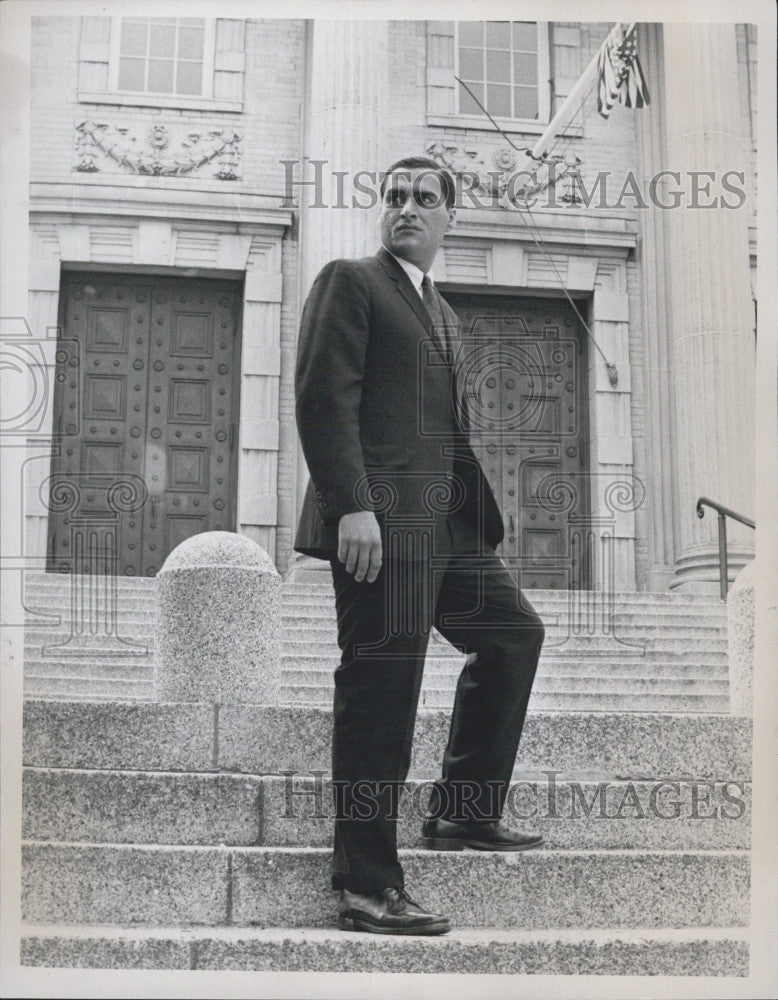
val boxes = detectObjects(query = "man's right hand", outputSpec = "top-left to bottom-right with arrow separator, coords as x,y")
338,511 -> 383,583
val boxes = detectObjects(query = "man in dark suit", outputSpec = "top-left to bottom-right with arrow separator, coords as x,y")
294,156 -> 545,935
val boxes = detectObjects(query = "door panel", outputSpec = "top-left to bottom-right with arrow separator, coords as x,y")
48,273 -> 241,577
446,293 -> 589,590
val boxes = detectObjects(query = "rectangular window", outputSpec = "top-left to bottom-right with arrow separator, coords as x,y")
110,17 -> 215,99
456,21 -> 548,122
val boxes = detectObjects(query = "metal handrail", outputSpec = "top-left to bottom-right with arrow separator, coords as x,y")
696,497 -> 756,600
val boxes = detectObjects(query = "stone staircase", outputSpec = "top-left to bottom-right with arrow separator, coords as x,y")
20,569 -> 751,974
22,571 -> 731,713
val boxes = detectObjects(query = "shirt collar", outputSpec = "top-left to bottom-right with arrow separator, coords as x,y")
385,250 -> 429,296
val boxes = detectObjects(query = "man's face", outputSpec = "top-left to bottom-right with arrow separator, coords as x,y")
379,168 -> 455,272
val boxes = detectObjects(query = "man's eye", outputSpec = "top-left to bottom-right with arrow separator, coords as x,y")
418,192 -> 437,206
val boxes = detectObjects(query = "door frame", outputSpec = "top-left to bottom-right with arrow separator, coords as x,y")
444,287 -> 593,590
26,209 -> 292,573
437,233 -> 640,593
47,269 -> 244,574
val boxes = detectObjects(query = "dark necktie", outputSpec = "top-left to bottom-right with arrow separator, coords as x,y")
421,275 -> 470,433
421,275 -> 449,357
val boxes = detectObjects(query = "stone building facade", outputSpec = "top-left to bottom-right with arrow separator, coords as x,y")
25,17 -> 757,593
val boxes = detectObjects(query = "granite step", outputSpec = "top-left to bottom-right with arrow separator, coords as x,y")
25,627 -> 728,652
22,701 -> 752,780
282,635 -> 729,655
24,572 -> 726,607
280,669 -> 730,695
22,598 -> 158,618
276,604 -> 727,627
281,686 -> 729,714
283,657 -> 731,679
282,578 -> 727,604
30,611 -> 724,634
18,924 -> 750,975
23,633 -> 153,655
284,565 -> 718,603
22,768 -> 751,851
22,677 -> 731,714
23,572 -> 157,589
23,676 -> 152,701
21,843 -> 749,930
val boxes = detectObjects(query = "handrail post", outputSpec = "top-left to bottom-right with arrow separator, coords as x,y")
717,511 -> 729,601
696,496 -> 754,601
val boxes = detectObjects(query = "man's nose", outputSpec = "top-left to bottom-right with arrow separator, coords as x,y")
399,195 -> 418,218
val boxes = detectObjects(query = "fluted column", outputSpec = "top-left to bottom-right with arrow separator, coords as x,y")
291,21 -> 390,570
662,24 -> 755,592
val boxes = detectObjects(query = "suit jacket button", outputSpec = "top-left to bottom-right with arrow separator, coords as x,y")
318,501 -> 326,509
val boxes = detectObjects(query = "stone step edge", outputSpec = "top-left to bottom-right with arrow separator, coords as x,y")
22,574 -> 726,599
22,701 -> 752,780
24,763 -> 752,785
20,700 -> 748,724
23,841 -> 747,858
18,922 -> 751,941
18,923 -> 750,975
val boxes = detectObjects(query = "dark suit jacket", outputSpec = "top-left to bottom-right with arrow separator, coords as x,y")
294,247 -> 504,559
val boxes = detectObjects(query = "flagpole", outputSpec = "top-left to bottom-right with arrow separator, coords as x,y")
528,22 -> 634,162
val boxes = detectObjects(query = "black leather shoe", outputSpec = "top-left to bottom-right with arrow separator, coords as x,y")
418,817 -> 543,852
338,887 -> 451,935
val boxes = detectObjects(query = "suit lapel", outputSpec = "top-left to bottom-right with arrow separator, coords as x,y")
376,247 -> 449,364
375,248 -> 471,433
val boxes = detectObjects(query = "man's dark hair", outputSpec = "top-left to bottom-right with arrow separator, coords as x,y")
380,156 -> 456,209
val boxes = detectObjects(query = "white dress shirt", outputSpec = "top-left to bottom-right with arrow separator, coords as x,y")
385,250 -> 429,299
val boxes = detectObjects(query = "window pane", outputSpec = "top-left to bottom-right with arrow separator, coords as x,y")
486,83 -> 511,117
486,49 -> 510,82
486,21 -> 511,48
120,21 -> 147,57
149,22 -> 175,58
176,60 -> 203,95
459,81 -> 483,114
118,57 -> 145,91
513,51 -> 538,84
514,85 -> 539,119
458,21 -> 483,46
148,58 -> 174,93
179,18 -> 204,26
459,47 -> 483,80
178,25 -> 204,60
512,22 -> 537,50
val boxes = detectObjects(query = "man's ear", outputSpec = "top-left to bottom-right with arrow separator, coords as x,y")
445,207 -> 456,234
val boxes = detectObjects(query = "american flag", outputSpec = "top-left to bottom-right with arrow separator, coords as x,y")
597,24 -> 650,118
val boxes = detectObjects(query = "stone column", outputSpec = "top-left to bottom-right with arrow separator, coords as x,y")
662,24 -> 756,593
290,20 -> 390,574
634,24 -> 676,592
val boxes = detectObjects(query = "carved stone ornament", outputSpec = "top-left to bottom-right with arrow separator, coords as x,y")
425,140 -> 583,209
75,120 -> 242,180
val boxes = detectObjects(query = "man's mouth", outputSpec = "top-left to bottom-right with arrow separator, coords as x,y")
395,225 -> 420,234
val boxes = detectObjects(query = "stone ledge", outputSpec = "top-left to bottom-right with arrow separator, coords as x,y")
22,843 -> 230,926
22,769 -> 264,846
219,706 -> 753,780
23,701 -> 215,770
23,701 -> 753,779
22,769 -> 751,851
20,924 -> 750,975
22,844 -> 750,930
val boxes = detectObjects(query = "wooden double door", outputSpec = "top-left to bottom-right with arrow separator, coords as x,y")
47,272 -> 241,577
446,292 -> 590,590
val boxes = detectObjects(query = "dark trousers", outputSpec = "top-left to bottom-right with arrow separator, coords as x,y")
328,512 -> 545,894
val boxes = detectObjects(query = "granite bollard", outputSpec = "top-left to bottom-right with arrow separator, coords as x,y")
155,532 -> 281,705
726,558 -> 756,716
